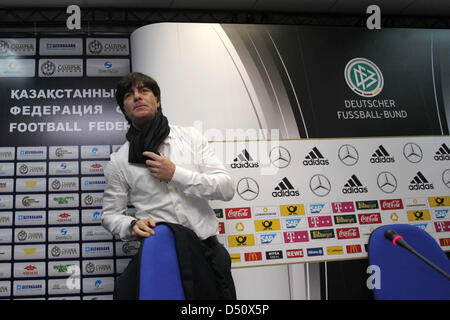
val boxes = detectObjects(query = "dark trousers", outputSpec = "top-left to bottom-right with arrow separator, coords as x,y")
114,234 -> 236,300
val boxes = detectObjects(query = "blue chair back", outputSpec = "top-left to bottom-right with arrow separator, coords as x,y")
138,223 -> 185,300
368,224 -> 450,300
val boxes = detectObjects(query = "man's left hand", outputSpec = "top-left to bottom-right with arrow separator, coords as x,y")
143,151 -> 176,182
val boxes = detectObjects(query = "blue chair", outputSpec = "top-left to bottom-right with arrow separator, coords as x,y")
138,224 -> 185,300
368,224 -> 450,300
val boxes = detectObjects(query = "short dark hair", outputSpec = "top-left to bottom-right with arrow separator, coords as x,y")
115,72 -> 161,117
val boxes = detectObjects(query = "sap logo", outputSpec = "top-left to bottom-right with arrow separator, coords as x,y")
413,223 -> 429,231
309,203 -> 325,214
434,209 -> 448,219
285,218 -> 302,229
260,233 -> 277,244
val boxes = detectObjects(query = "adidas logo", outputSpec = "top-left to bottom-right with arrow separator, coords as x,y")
303,147 -> 329,166
370,145 -> 395,163
230,149 -> 259,168
342,174 -> 368,194
272,177 -> 300,197
434,143 -> 450,161
409,171 -> 434,190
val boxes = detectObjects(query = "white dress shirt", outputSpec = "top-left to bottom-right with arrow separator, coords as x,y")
101,124 -> 235,241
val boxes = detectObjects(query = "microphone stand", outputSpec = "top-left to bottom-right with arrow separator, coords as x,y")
385,230 -> 450,280
402,245 -> 450,280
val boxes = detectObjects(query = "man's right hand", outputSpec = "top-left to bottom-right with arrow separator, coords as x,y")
131,218 -> 156,239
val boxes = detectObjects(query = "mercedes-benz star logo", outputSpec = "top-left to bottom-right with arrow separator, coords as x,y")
236,177 -> 259,201
403,142 -> 423,163
338,144 -> 359,166
377,171 -> 397,193
442,169 -> 450,189
309,174 -> 331,197
269,146 -> 291,168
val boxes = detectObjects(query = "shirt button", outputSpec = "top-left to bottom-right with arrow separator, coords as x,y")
175,204 -> 182,211
168,185 -> 174,191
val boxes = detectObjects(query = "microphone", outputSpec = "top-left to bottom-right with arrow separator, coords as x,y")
384,229 -> 413,250
384,229 -> 450,280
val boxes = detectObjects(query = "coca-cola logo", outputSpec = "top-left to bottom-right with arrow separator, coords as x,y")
380,199 -> 403,210
336,227 -> 360,239
218,222 -> 225,234
225,207 -> 251,219
358,213 -> 382,224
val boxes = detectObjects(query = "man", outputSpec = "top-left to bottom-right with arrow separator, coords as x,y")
101,72 -> 236,299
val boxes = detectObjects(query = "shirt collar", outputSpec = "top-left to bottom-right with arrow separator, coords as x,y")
162,126 -> 176,145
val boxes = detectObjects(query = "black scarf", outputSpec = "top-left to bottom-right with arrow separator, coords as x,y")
126,110 -> 170,164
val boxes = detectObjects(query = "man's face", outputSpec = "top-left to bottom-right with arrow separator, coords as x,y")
123,83 -> 160,129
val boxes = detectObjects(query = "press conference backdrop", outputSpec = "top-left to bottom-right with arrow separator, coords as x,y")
0,36 -> 131,299
0,23 -> 449,300
132,23 -> 450,267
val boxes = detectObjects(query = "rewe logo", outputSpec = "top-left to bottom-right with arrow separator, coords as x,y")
303,147 -> 329,166
231,149 -> 259,169
409,172 -> 434,191
272,177 -> 299,197
370,145 -> 395,163
342,174 -> 368,194
434,143 -> 450,161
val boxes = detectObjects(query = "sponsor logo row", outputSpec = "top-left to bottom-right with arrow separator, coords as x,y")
0,59 -> 130,78
215,197 -> 450,219
0,38 -> 129,56
231,236 -> 450,264
0,259 -> 130,279
0,177 -> 106,192
0,226 -> 116,244
222,221 -> 450,248
231,244 -> 366,264
230,143 -> 450,170
235,171 -> 449,201
219,211 -> 449,236
0,209 -> 102,226
0,146 -> 112,161
0,162 -> 108,177
0,241 -> 139,260
0,192 -> 105,210
0,277 -> 115,297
